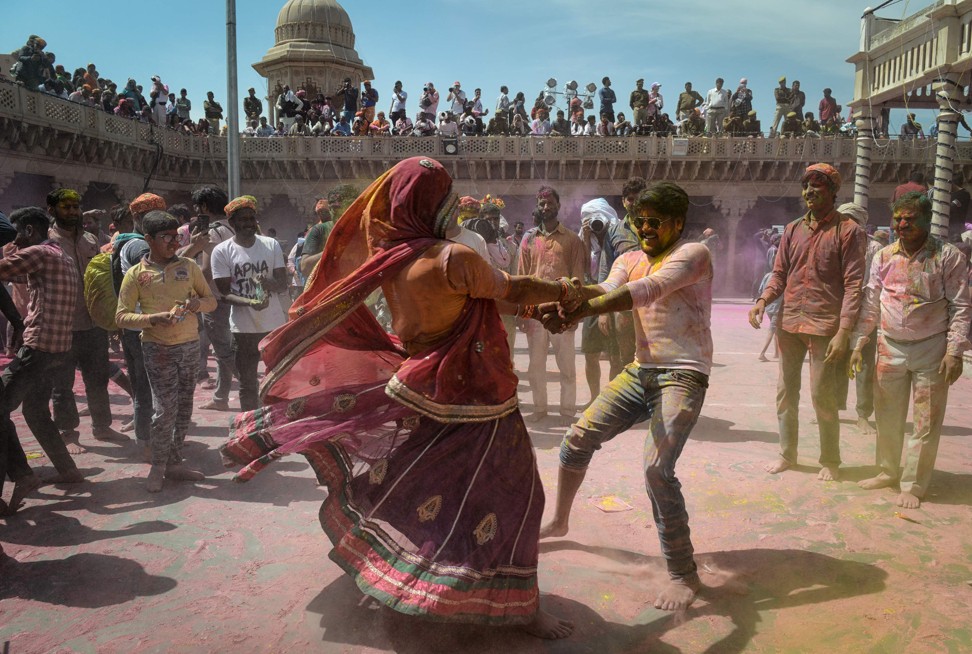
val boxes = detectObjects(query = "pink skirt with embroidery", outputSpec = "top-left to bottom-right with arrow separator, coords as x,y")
220,384 -> 543,625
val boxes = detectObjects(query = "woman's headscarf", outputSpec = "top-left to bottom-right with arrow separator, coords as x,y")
259,157 -> 458,401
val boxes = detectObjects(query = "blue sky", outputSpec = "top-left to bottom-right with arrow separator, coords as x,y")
4,0 -> 935,131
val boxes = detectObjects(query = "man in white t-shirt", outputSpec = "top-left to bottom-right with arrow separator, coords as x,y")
211,197 -> 288,411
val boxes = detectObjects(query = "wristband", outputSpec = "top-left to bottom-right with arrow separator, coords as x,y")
519,304 -> 538,320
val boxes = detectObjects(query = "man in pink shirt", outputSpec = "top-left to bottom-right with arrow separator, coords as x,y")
749,163 -> 867,481
537,182 -> 713,612
850,191 -> 971,508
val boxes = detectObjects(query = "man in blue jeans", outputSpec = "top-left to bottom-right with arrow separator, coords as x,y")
538,182 -> 713,612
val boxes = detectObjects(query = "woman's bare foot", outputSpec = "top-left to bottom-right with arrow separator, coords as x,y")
764,457 -> 791,474
896,491 -> 920,509
520,609 -> 574,639
6,475 -> 43,514
858,474 -> 895,490
817,466 -> 839,481
538,519 -> 569,539
654,577 -> 701,611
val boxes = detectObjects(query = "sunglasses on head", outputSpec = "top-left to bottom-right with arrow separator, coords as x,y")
630,214 -> 674,230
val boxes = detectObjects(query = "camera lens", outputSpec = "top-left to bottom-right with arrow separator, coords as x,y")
590,218 -> 605,233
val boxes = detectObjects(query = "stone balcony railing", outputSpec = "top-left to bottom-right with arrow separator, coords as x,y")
1,78 -> 953,170
849,0 -> 972,109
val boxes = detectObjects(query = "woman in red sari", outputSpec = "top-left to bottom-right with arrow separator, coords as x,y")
221,157 -> 576,638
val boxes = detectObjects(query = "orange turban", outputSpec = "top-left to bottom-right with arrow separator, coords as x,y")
224,196 -> 257,217
802,163 -> 841,191
129,193 -> 166,215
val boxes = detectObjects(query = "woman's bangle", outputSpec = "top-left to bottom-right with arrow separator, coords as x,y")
519,304 -> 538,320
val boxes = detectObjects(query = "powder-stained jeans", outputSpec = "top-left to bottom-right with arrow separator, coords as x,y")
233,332 -> 267,412
52,327 -> 113,431
0,347 -> 78,476
203,300 -> 236,404
776,329 -> 841,468
120,329 -> 153,444
874,333 -> 949,498
560,364 -> 708,581
142,340 -> 200,467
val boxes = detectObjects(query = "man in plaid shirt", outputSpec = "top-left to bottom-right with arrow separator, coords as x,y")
0,207 -> 83,516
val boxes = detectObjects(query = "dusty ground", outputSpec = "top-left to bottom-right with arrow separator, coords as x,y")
1,301 -> 971,654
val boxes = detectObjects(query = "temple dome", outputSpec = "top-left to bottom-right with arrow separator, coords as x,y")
274,0 -> 355,48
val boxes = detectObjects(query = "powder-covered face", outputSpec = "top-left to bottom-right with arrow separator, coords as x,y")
632,206 -> 684,257
802,174 -> 835,214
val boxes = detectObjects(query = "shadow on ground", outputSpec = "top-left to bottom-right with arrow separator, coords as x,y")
0,553 -> 176,607
301,544 -> 887,654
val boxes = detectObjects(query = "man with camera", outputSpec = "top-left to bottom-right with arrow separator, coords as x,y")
336,77 -> 359,124
420,82 -> 439,120
447,81 -> 467,117
579,199 -> 622,401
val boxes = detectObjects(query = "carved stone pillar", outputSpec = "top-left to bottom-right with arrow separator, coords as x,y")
713,196 -> 757,295
852,110 -> 874,212
930,76 -> 962,239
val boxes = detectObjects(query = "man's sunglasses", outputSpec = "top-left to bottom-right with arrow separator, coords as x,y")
630,214 -> 674,230
149,233 -> 179,243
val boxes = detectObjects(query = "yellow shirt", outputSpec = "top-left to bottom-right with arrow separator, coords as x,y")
116,256 -> 217,345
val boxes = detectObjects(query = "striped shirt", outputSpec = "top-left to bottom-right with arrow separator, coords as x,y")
0,241 -> 79,353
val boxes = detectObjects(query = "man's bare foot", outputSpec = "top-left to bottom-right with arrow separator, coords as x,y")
119,420 -> 135,433
856,416 -> 875,436
526,411 -> 547,423
896,491 -> 920,509
858,473 -> 895,490
817,466 -> 839,481
60,430 -> 85,455
6,475 -> 43,514
146,465 -> 165,493
654,577 -> 701,611
520,609 -> 574,639
764,457 -> 791,474
757,354 -> 769,362
43,469 -> 84,484
538,519 -> 569,539
93,426 -> 129,443
165,464 -> 205,482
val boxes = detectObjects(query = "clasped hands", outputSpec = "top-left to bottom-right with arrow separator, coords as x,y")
539,277 -> 584,334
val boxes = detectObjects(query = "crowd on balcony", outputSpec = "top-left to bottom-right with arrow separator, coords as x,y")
10,35 -> 872,138
5,33 -> 962,142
